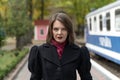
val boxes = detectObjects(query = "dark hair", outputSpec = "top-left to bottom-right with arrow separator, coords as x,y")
46,12 -> 75,44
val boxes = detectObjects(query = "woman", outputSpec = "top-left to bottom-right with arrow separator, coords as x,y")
28,12 -> 92,80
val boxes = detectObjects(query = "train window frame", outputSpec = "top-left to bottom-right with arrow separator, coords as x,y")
106,12 -> 111,31
115,9 -> 120,31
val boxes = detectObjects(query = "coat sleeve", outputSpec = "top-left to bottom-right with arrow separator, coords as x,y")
28,46 -> 43,80
77,46 -> 93,80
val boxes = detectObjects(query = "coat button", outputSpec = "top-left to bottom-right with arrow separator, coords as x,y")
57,67 -> 61,71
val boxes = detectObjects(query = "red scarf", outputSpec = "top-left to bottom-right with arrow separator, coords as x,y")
51,39 -> 66,59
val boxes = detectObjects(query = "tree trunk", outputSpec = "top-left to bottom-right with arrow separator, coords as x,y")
16,30 -> 33,50
16,36 -> 24,50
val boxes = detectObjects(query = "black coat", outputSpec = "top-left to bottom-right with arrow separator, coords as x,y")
28,43 -> 92,80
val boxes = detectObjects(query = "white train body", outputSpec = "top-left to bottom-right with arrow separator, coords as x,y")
85,1 -> 120,65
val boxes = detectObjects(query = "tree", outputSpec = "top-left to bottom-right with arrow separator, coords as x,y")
0,0 -> 8,48
6,0 -> 33,50
28,0 -> 52,20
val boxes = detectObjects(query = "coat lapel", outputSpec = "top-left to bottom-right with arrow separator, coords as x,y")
40,43 -> 80,66
61,44 -> 80,65
41,43 -> 60,66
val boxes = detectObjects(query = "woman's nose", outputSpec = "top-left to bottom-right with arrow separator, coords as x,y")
58,30 -> 62,34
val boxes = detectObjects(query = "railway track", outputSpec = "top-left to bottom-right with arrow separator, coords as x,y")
90,52 -> 120,78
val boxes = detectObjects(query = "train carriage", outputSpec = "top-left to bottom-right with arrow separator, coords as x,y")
85,1 -> 120,65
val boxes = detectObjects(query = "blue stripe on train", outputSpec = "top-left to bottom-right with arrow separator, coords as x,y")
86,35 -> 120,53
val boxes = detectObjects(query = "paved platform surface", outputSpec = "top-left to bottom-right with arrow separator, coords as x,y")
13,61 -> 31,80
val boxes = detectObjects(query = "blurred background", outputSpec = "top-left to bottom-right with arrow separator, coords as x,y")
0,0 -> 117,80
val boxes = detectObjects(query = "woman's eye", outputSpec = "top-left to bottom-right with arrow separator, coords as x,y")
53,28 -> 58,31
53,27 -> 67,32
62,28 -> 67,31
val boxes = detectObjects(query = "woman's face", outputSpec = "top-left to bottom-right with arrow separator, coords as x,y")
52,20 -> 68,43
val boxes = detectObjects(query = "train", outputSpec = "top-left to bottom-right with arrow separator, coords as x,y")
85,1 -> 120,65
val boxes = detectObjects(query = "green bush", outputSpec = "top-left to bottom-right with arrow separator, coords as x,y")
0,50 -> 5,56
0,48 -> 29,80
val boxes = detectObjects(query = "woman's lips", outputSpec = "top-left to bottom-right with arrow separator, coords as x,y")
58,37 -> 62,39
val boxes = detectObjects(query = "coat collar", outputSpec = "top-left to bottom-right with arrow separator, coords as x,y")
40,43 -> 80,66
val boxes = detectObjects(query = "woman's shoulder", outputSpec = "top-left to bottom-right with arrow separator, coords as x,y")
29,45 -> 39,57
80,46 -> 90,59
29,44 -> 47,58
69,43 -> 80,49
30,43 -> 50,51
80,46 -> 89,53
30,45 -> 39,51
69,43 -> 89,51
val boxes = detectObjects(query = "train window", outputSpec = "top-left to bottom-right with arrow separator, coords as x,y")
99,15 -> 103,31
115,9 -> 120,31
106,13 -> 111,31
94,17 -> 97,32
89,18 -> 92,31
